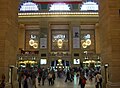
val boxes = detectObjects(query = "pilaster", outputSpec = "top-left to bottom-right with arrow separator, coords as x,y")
0,0 -> 19,88
99,0 -> 120,88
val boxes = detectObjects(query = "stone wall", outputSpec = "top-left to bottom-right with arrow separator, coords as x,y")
0,0 -> 19,88
99,0 -> 120,88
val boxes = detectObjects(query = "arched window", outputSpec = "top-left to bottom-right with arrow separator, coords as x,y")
80,1 -> 98,11
20,2 -> 39,11
49,3 -> 70,11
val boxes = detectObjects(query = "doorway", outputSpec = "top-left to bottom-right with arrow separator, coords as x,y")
51,59 -> 70,71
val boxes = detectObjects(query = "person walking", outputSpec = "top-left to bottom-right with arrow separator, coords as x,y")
47,72 -> 53,86
31,71 -> 36,88
65,70 -> 72,82
51,71 -> 55,85
41,69 -> 47,86
22,74 -> 28,88
79,73 -> 87,88
38,73 -> 42,85
95,72 -> 102,88
0,74 -> 5,88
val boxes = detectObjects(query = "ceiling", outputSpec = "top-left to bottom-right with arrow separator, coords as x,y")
19,0 -> 99,12
18,0 -> 99,25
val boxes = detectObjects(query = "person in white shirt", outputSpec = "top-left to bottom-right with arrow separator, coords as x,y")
95,72 -> 102,88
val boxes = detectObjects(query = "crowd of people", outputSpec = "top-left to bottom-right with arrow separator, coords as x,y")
17,66 -> 103,88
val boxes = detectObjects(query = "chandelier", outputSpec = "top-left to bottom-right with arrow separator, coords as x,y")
29,39 -> 34,46
29,39 -> 38,49
57,39 -> 63,48
81,34 -> 91,48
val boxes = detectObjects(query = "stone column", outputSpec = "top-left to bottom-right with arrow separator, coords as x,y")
71,22 -> 81,67
0,0 -> 19,88
95,23 -> 101,54
18,24 -> 25,51
99,0 -> 120,88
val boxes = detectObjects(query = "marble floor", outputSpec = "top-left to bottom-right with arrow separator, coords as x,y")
35,75 -> 95,88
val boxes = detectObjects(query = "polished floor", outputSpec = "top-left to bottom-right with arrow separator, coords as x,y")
35,75 -> 95,88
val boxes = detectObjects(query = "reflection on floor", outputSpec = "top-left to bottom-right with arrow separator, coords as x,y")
36,75 -> 95,88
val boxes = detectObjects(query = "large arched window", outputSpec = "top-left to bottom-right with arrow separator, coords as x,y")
80,1 -> 98,11
20,2 -> 39,11
49,3 -> 70,11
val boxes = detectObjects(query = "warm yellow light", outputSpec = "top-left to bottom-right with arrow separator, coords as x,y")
58,59 -> 62,63
57,39 -> 63,48
24,60 -> 29,64
82,42 -> 87,48
86,39 -> 91,46
29,39 -> 34,46
33,43 -> 38,49
29,61 -> 36,64
19,60 -> 37,64
83,60 -> 95,63
59,66 -> 62,68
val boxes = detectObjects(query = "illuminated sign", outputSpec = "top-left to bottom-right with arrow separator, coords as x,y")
31,35 -> 36,39
49,3 -> 70,11
20,2 -> 39,11
81,1 -> 98,11
53,34 -> 65,40
73,59 -> 80,64
85,34 -> 90,39
40,59 -> 47,64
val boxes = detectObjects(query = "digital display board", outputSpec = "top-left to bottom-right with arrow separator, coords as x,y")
40,59 -> 47,64
73,59 -> 80,64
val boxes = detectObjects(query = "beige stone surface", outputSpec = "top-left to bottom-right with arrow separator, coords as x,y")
95,23 -> 101,54
99,0 -> 120,88
18,24 -> 25,50
0,0 -> 19,88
